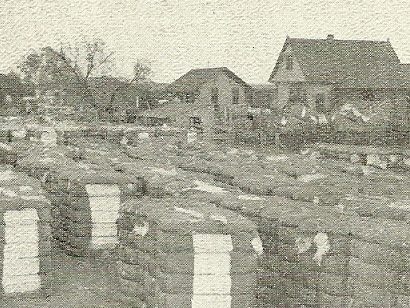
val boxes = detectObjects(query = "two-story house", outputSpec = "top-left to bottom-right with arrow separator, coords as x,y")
269,35 -> 407,120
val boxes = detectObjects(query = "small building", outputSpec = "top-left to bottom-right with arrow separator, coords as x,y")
269,35 -> 407,116
166,67 -> 253,139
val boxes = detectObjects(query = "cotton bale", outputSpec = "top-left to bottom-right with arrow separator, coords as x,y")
49,163 -> 144,257
116,196 -> 260,307
256,203 -> 355,307
15,147 -> 72,181
346,216 -> 410,304
116,160 -> 210,198
105,127 -> 125,144
0,168 -> 52,296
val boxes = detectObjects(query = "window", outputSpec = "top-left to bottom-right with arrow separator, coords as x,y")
232,88 -> 239,104
189,116 -> 202,129
315,93 -> 326,113
289,84 -> 307,104
285,55 -> 293,70
190,116 -> 201,126
211,87 -> 219,110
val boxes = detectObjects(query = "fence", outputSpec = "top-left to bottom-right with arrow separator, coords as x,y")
225,125 -> 409,150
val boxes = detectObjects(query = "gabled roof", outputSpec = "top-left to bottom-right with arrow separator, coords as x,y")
168,67 -> 250,92
269,36 -> 403,89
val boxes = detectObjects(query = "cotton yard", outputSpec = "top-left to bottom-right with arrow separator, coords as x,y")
0,120 -> 409,308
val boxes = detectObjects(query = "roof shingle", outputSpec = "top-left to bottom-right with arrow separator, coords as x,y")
168,67 -> 250,92
269,36 -> 403,89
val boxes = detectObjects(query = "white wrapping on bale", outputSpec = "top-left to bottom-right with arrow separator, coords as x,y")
85,184 -> 121,249
116,196 -> 259,308
3,209 -> 41,294
192,234 -> 232,305
0,167 -> 52,297
46,162 -> 144,257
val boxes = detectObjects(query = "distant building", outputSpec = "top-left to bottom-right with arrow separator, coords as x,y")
269,35 -> 408,115
0,73 -> 35,115
166,67 -> 253,139
249,83 -> 278,110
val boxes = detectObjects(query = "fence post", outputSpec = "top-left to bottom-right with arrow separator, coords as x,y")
275,132 -> 280,150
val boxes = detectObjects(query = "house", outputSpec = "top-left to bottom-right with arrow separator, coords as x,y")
269,35 -> 408,120
166,67 -> 253,139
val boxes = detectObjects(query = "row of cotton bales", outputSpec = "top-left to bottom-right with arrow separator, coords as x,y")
1,127 -> 410,307
0,135 -> 263,306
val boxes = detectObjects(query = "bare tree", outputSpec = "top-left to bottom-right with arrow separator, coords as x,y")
19,38 -> 114,106
109,59 -> 152,105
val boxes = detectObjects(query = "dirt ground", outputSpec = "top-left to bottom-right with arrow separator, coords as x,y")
0,247 -> 132,308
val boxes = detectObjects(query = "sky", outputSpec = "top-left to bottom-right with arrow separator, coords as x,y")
1,0 -> 409,83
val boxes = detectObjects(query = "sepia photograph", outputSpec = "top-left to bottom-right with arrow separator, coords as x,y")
0,0 -> 409,307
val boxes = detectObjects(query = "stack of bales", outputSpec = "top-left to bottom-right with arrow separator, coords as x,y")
47,162 -> 144,257
257,204 -> 355,307
345,217 -> 410,307
65,139 -> 132,166
0,138 -> 40,166
230,169 -> 297,196
0,167 -> 52,296
359,170 -> 410,197
116,160 -> 213,198
104,126 -> 125,144
0,125 -> 27,165
15,146 -> 73,181
195,184 -> 353,307
315,143 -> 406,170
0,142 -> 16,165
211,191 -> 410,307
116,196 -> 261,307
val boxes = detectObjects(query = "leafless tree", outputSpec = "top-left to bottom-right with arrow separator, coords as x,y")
19,38 -> 114,106
109,59 -> 152,105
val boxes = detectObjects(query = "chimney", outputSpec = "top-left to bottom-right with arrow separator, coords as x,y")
327,34 -> 334,41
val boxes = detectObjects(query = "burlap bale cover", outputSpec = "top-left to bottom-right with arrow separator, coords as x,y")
256,203 -> 355,307
255,199 -> 410,307
338,195 -> 410,222
15,145 -> 73,181
114,160 -> 216,198
116,196 -> 260,308
0,142 -> 17,165
231,172 -> 297,196
0,168 -> 52,297
48,163 -> 144,257
346,217 -> 410,307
